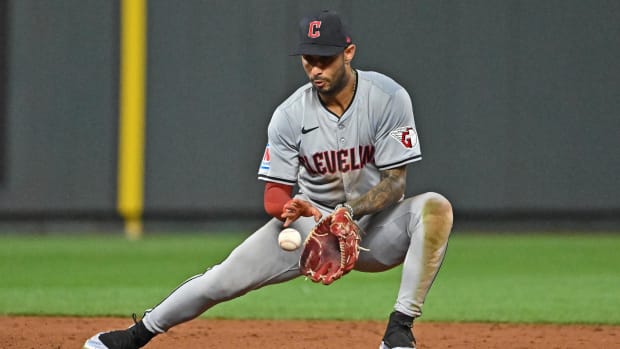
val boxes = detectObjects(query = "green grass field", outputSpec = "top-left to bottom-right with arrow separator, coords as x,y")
0,232 -> 618,324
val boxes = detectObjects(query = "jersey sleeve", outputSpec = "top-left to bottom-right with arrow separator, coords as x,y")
257,108 -> 299,185
374,88 -> 422,170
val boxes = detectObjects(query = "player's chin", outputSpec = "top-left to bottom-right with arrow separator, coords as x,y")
315,85 -> 335,95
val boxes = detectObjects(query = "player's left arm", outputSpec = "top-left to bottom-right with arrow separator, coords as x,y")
345,165 -> 407,218
343,85 -> 417,219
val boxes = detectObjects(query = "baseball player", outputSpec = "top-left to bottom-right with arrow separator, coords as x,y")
84,9 -> 452,349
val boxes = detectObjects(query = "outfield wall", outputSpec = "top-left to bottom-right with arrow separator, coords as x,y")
0,1 -> 618,231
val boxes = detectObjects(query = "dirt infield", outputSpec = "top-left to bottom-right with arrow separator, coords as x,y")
1,316 -> 619,348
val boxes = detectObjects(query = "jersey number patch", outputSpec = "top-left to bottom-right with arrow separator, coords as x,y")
389,127 -> 418,149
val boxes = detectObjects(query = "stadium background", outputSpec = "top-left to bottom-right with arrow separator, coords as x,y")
0,0 -> 618,233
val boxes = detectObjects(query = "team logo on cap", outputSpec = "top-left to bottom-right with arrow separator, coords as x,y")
307,21 -> 321,38
390,126 -> 418,149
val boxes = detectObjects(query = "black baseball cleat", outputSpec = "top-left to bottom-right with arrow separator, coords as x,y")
379,311 -> 416,349
83,314 -> 155,349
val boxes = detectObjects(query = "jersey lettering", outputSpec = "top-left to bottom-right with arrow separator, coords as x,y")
337,149 -> 349,172
300,145 -> 375,176
307,21 -> 322,38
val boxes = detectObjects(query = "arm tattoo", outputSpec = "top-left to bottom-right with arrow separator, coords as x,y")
346,166 -> 407,218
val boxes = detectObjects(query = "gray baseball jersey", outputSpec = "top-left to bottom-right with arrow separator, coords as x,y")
258,69 -> 421,208
140,70 -> 450,334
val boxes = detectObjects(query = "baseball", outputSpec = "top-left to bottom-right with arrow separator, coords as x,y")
278,228 -> 302,251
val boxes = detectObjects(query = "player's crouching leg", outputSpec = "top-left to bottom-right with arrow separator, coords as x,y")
418,192 -> 453,278
421,192 -> 453,241
381,193 -> 453,349
396,191 -> 453,318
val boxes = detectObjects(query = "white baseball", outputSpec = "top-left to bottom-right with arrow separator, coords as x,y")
278,228 -> 302,251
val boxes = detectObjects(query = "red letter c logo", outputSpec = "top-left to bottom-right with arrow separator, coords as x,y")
307,21 -> 322,38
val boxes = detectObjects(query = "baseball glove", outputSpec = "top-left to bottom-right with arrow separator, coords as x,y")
299,205 -> 361,285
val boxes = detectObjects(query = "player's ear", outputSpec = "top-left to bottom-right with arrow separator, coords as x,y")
344,44 -> 356,63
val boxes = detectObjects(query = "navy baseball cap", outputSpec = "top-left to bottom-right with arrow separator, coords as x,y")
291,10 -> 352,56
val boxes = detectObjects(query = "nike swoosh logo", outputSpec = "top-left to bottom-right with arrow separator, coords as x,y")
301,126 -> 319,134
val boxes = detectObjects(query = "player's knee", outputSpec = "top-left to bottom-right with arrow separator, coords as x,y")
422,192 -> 453,232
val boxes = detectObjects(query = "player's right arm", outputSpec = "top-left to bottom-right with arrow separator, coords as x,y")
259,106 -> 322,226
263,182 -> 322,227
263,182 -> 293,219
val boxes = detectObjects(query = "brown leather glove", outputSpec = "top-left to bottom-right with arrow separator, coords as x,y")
299,206 -> 360,285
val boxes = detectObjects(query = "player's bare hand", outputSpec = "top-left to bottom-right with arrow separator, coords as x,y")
281,199 -> 322,227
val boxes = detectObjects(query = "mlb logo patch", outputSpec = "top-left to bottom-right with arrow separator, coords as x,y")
260,143 -> 271,170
